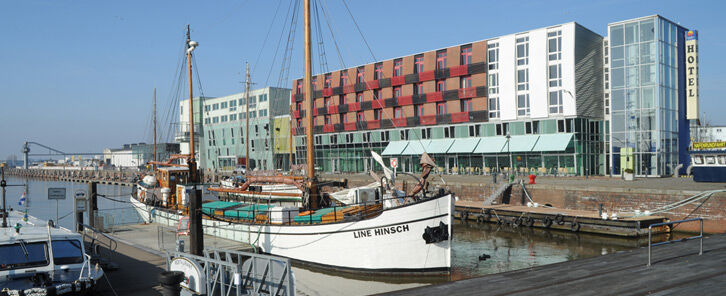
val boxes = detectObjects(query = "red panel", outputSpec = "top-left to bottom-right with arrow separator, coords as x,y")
327,105 -> 339,114
418,70 -> 435,81
391,76 -> 405,86
324,124 -> 335,133
293,110 -> 300,119
348,102 -> 361,112
343,85 -> 355,93
367,120 -> 381,129
392,118 -> 407,127
397,95 -> 413,106
450,65 -> 468,77
372,99 -> 385,109
344,122 -> 357,131
322,88 -> 333,97
313,109 -> 319,116
426,92 -> 443,103
366,80 -> 380,90
451,112 -> 470,123
458,87 -> 477,98
420,115 -> 437,125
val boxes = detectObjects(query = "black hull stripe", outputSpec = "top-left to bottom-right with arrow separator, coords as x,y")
251,213 -> 449,236
286,257 -> 451,275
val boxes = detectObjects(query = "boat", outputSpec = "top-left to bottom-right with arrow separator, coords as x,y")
131,1 -> 454,274
0,210 -> 104,294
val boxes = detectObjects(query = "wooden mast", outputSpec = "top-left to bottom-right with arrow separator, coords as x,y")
185,24 -> 203,256
304,0 -> 319,209
153,88 -> 157,171
245,62 -> 251,172
186,25 -> 197,175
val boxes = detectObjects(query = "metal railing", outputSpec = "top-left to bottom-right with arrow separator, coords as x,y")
647,218 -> 703,267
80,223 -> 119,258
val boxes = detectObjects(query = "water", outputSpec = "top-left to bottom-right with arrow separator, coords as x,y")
4,177 -> 654,295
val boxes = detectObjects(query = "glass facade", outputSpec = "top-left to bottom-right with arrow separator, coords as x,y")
609,16 -> 684,176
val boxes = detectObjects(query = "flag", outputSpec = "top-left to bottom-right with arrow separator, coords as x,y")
18,192 -> 26,206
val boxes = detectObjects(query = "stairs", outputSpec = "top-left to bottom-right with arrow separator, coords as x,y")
483,181 -> 514,206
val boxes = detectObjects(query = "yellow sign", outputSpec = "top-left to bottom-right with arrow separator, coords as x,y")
273,116 -> 294,154
685,30 -> 699,120
693,142 -> 726,150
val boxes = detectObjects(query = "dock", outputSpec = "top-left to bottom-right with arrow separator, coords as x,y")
455,201 -> 669,237
385,234 -> 726,296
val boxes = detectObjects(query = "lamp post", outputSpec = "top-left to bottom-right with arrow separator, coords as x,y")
506,131 -> 512,177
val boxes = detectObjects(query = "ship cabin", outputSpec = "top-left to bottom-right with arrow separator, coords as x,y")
690,141 -> 726,182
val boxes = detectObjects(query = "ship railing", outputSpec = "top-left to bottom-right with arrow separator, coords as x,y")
647,218 -> 703,267
79,223 -> 118,260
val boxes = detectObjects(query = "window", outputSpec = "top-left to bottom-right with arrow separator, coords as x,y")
460,45 -> 472,65
436,51 -> 447,70
549,90 -> 563,114
548,31 -> 562,61
436,102 -> 447,115
338,95 -> 345,105
516,36 -> 529,65
356,92 -> 364,103
393,59 -> 403,77
249,96 -> 257,109
311,77 -> 317,90
249,110 -> 257,118
394,107 -> 403,118
240,112 -> 246,119
373,89 -> 381,100
461,99 -> 473,112
421,127 -> 431,139
517,69 -> 529,91
52,240 -> 84,265
517,94 -> 530,116
258,94 -> 268,102
343,113 -> 349,123
374,109 -> 382,120
340,70 -> 349,86
213,117 -> 219,123
393,86 -> 402,98
399,129 -> 409,140
363,132 -> 370,142
239,97 -> 246,106
415,104 -> 424,117
356,67 -> 365,83
414,55 -> 424,73
213,103 -> 219,110
444,126 -> 455,138
557,119 -> 565,132
488,74 -> 498,95
296,118 -> 302,127
460,75 -> 472,89
296,80 -> 303,94
357,111 -> 364,122
204,105 -> 210,112
436,80 -> 446,92
324,97 -> 332,107
468,125 -> 480,137
487,42 -> 499,70
295,102 -> 302,111
488,97 -> 500,119
495,123 -> 503,136
345,133 -> 354,143
259,109 -> 268,117
221,115 -> 227,122
324,115 -> 332,125
230,100 -> 236,107
381,131 -> 390,142
525,121 -> 539,134
0,242 -> 49,270
374,63 -> 383,80
413,83 -> 423,95
204,118 -> 211,124
548,64 -> 562,87
324,74 -> 332,88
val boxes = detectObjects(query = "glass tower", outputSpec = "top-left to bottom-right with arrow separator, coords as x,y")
608,15 -> 688,176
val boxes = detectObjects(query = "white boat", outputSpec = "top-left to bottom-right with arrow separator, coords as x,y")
0,211 -> 104,294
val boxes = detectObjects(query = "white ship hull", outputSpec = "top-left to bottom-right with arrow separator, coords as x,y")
131,194 -> 453,273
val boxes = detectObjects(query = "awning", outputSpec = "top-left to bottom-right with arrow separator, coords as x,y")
504,135 -> 540,152
473,137 -> 508,153
448,138 -> 481,153
533,133 -> 574,151
381,141 -> 409,156
401,140 -> 431,155
427,139 -> 455,154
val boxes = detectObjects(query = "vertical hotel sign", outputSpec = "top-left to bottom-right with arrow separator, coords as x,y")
685,30 -> 699,120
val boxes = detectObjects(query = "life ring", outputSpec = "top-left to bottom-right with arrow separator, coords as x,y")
542,216 -> 553,228
571,221 -> 581,232
524,217 -> 535,227
555,214 -> 565,225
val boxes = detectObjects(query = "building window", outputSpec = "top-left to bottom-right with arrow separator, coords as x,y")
324,115 -> 332,125
374,63 -> 383,80
549,90 -> 564,114
460,75 -> 472,89
393,86 -> 402,98
436,80 -> 446,92
381,131 -> 390,142
413,83 -> 423,95
221,102 -> 228,109
296,80 -> 303,94
249,110 -> 257,118
444,126 -> 455,138
525,121 -> 540,134
436,51 -> 447,70
357,111 -> 364,122
415,104 -> 424,117
547,30 -> 562,61
437,102 -> 447,115
356,92 -> 363,103
296,118 -> 302,127
324,73 -> 332,88
400,129 -> 409,140
311,77 -> 318,91
488,74 -> 498,95
461,99 -> 473,113
394,107 -> 403,118
213,116 -> 219,123
338,95 -> 345,105
487,42 -> 499,70
356,67 -> 365,83
230,100 -> 236,107
517,94 -> 530,116
240,112 -> 246,119
460,45 -> 472,65
239,97 -> 246,106
516,36 -> 529,66
548,64 -> 562,87
295,102 -> 302,111
393,59 -> 403,77
517,69 -> 529,91
230,114 -> 237,121
258,94 -> 268,102
374,109 -> 382,120
340,70 -> 349,86
468,125 -> 480,137
414,55 -> 424,73
343,114 -> 349,123
259,109 -> 267,117
363,132 -> 370,142
213,103 -> 219,110
373,89 -> 381,100
324,97 -> 332,107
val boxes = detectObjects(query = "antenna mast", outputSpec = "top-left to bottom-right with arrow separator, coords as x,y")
245,62 -> 251,172
153,88 -> 157,170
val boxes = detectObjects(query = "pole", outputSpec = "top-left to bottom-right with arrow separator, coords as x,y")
1,167 -> 7,228
506,131 -> 512,178
186,25 -> 203,256
89,182 -> 97,228
153,88 -> 157,171
304,0 -> 318,209
245,62 -> 251,172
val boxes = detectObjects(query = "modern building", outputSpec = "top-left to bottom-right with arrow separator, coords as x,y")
606,15 -> 694,177
103,143 -> 180,169
691,126 -> 726,143
179,87 -> 293,172
291,22 -> 605,176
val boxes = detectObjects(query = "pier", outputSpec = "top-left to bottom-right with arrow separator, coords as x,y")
386,233 -> 726,296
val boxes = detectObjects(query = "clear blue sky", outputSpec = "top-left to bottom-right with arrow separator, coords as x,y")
1,0 -> 724,160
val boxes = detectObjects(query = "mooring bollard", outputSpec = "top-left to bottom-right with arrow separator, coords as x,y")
158,270 -> 185,296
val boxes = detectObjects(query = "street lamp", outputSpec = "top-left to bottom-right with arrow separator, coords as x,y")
506,130 -> 512,177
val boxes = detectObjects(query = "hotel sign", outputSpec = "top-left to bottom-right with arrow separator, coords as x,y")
686,30 -> 699,120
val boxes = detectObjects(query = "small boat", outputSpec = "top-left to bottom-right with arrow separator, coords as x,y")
0,211 -> 104,294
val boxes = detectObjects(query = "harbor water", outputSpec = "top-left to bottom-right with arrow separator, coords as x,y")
5,176 -> 650,295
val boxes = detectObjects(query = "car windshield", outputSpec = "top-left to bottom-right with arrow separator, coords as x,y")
0,241 -> 49,270
52,240 -> 84,265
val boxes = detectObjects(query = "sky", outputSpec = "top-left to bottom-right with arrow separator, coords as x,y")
1,0 -> 725,160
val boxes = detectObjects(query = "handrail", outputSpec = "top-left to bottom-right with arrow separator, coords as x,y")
647,218 -> 703,267
79,223 -> 118,253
